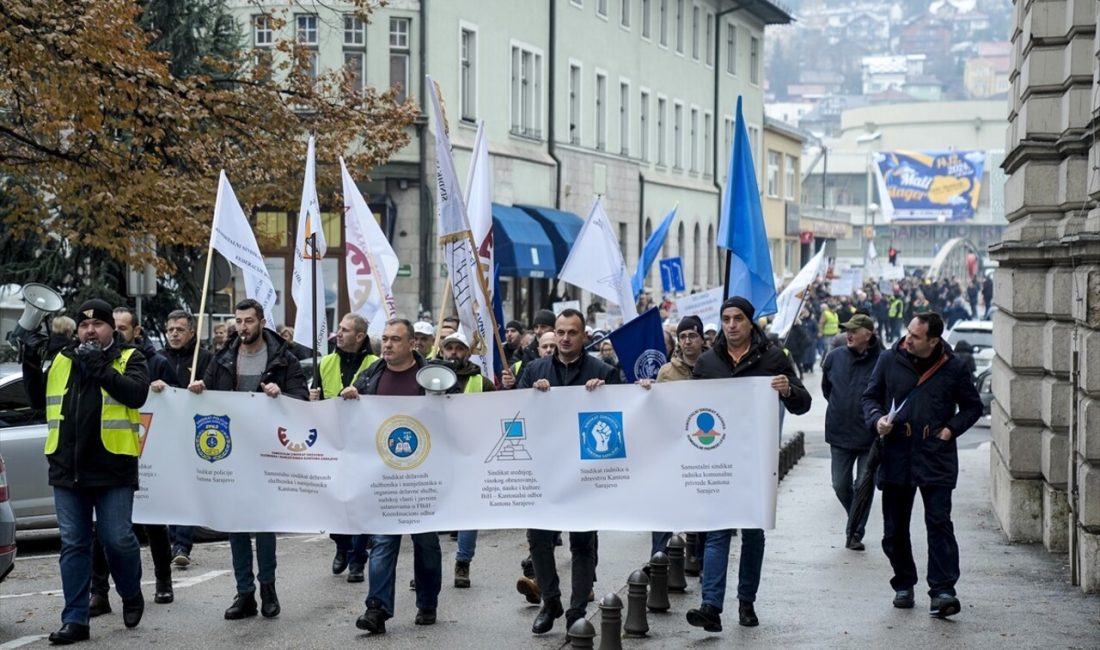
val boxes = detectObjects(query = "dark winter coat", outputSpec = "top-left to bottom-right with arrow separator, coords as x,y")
137,337 -> 176,386
822,337 -> 882,451
352,351 -> 460,396
692,327 -> 811,416
159,337 -> 212,388
516,352 -> 621,389
861,338 -> 982,488
203,329 -> 308,399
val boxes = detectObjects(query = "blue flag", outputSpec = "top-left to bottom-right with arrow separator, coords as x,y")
717,96 -> 777,317
630,205 -> 678,299
607,307 -> 667,382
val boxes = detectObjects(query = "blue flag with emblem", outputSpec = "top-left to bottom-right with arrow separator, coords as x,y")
630,205 -> 678,300
607,307 -> 667,383
717,96 -> 777,317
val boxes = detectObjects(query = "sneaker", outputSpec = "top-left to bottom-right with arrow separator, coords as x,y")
172,551 -> 190,567
516,576 -> 541,604
893,588 -> 915,609
686,603 -> 723,632
929,593 -> 961,618
454,560 -> 471,588
738,600 -> 758,627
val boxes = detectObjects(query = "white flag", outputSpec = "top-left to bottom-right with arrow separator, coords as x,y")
210,171 -> 276,320
463,120 -> 496,381
770,247 -> 828,339
559,197 -> 639,323
291,136 -> 327,350
427,77 -> 496,380
341,158 -> 398,335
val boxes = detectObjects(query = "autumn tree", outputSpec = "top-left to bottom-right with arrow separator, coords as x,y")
0,0 -> 417,337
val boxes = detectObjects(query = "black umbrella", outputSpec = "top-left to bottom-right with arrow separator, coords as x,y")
846,436 -> 883,541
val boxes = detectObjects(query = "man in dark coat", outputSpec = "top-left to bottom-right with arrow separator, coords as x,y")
861,312 -> 982,618
822,313 -> 882,551
685,297 -> 811,633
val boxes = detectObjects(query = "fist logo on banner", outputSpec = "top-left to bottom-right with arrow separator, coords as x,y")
377,415 -> 432,470
578,411 -> 626,460
194,414 -> 232,463
686,408 -> 727,450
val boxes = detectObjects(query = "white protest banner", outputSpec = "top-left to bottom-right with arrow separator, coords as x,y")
552,300 -> 581,315
134,378 -> 779,534
881,263 -> 905,280
829,278 -> 854,297
210,171 -> 277,318
674,287 -> 724,323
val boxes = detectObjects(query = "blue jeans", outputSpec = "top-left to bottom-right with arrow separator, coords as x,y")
365,533 -> 441,617
651,532 -> 672,557
170,525 -> 193,555
228,532 -> 277,594
54,486 -> 143,625
456,530 -> 477,563
830,446 -> 873,539
330,533 -> 370,567
700,528 -> 765,610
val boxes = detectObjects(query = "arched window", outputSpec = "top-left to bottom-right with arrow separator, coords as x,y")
707,224 -> 715,287
692,222 -> 701,287
677,221 -> 685,259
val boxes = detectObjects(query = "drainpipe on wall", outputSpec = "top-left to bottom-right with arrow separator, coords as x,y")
417,0 -> 432,312
712,3 -> 748,220
548,0 -> 561,209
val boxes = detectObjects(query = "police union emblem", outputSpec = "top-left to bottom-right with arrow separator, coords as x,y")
376,415 -> 431,470
194,414 -> 232,463
578,411 -> 626,460
633,349 -> 667,380
685,408 -> 727,450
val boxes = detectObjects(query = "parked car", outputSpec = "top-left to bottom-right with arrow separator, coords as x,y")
944,320 -> 994,377
0,371 -> 54,530
0,454 -> 17,581
976,368 -> 993,427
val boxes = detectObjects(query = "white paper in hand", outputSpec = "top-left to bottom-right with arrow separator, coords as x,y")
886,398 -> 907,424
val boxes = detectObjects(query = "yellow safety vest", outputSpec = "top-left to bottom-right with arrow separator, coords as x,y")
463,374 -> 485,393
45,348 -> 141,457
822,311 -> 839,336
888,298 -> 904,319
319,352 -> 378,399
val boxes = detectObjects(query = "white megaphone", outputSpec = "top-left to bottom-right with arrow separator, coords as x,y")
416,363 -> 457,395
8,283 -> 65,347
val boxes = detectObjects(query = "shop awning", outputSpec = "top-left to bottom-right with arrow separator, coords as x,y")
492,203 -> 556,278
517,205 -> 584,271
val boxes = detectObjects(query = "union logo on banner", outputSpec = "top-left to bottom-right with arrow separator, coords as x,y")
138,412 -> 153,455
277,426 -> 319,453
685,408 -> 727,451
376,415 -> 432,470
194,414 -> 232,463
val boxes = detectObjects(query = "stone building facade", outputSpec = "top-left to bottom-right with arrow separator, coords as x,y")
993,0 -> 1100,592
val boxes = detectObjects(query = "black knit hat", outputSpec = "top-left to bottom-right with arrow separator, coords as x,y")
720,296 -> 756,321
505,320 -> 524,332
533,309 -> 556,328
75,299 -> 115,328
676,315 -> 704,336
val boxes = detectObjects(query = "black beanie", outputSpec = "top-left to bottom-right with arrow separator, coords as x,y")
719,296 -> 756,321
75,299 -> 115,328
533,309 -> 556,328
676,315 -> 704,336
505,320 -> 524,332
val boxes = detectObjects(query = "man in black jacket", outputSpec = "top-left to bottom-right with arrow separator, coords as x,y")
822,313 -> 882,552
188,299 -> 308,621
686,297 -> 811,634
516,308 -> 620,635
862,312 -> 981,618
23,298 -> 150,644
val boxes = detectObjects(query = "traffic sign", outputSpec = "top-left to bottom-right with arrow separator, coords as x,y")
659,256 -> 686,293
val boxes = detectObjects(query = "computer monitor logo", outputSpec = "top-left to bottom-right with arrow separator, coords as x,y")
485,414 -> 533,463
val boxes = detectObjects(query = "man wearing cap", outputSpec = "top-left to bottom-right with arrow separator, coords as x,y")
503,320 -> 525,362
309,313 -> 378,584
703,322 -> 718,348
822,313 -> 883,552
22,299 -> 150,644
412,321 -> 437,359
686,296 -> 811,633
656,316 -> 706,383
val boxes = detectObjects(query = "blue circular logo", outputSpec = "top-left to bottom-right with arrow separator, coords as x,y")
377,416 -> 432,470
696,412 -> 715,433
388,427 -> 419,458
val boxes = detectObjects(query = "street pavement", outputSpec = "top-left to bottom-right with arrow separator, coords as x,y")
1,371 -> 1097,649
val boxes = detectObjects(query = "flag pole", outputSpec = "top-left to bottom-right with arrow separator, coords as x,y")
309,231 -> 320,387
190,174 -> 224,384
722,249 -> 733,299
462,230 -> 511,368
781,285 -> 813,349
432,281 -> 453,355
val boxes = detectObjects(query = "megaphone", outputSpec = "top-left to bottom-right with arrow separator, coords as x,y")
416,363 -> 457,395
8,283 -> 64,347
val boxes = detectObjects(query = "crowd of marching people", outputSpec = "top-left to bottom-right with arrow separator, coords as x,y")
19,263 -> 986,643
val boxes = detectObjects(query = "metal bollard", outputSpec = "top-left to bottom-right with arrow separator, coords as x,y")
624,569 -> 649,637
684,532 -> 700,576
646,551 -> 671,612
569,618 -> 596,649
666,535 -> 688,592
597,593 -> 623,650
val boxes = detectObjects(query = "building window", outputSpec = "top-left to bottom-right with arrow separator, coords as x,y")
390,17 -> 411,102
703,112 -> 713,176
767,151 -> 780,197
344,14 -> 365,46
689,107 -> 698,172
673,102 -> 683,169
675,0 -> 684,53
726,23 -> 736,75
595,72 -> 607,151
785,154 -> 797,200
597,0 -> 608,17
642,0 -> 651,38
619,81 -> 630,156
344,52 -> 364,92
621,0 -> 631,28
619,222 -> 629,261
705,12 -> 713,66
750,36 -> 760,84
296,14 -> 318,45
659,0 -> 668,46
748,125 -> 760,161
254,15 -> 274,47
640,90 -> 650,161
569,63 -> 581,144
343,15 -> 365,94
460,28 -> 476,121
510,44 -> 543,139
657,97 -> 667,165
692,223 -> 701,286
691,5 -> 700,60
723,116 -> 733,179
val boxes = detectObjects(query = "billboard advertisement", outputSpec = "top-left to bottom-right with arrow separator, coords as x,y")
873,150 -> 986,222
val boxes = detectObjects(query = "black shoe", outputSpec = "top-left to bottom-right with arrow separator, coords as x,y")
520,556 -> 535,579
846,535 -> 865,551
929,593 -> 961,618
332,549 -> 348,575
171,550 -> 190,567
48,622 -> 90,645
259,582 -> 280,618
892,588 -> 915,609
356,604 -> 387,634
454,560 -> 470,588
686,603 -> 723,632
565,613 -> 582,635
516,576 -> 541,604
414,608 -> 436,625
738,600 -> 758,627
154,578 -> 174,604
121,593 -> 144,628
224,591 -> 258,620
88,593 -> 111,618
347,564 -> 365,583
531,598 -> 564,634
